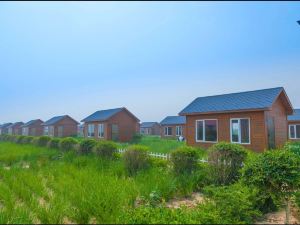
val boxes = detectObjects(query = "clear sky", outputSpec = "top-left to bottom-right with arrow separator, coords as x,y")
0,2 -> 300,124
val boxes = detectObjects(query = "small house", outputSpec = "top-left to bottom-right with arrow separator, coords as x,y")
140,122 -> 161,135
288,109 -> 300,141
7,122 -> 24,135
81,107 -> 140,142
0,123 -> 12,135
20,119 -> 44,136
42,115 -> 79,137
179,87 -> 293,152
160,116 -> 186,139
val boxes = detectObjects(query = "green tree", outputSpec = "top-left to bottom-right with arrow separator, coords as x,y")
243,150 -> 300,224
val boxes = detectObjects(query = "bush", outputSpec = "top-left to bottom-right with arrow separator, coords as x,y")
284,141 -> 300,157
48,138 -> 61,149
93,140 -> 118,158
15,135 -> 26,144
170,146 -> 200,175
123,145 -> 150,176
208,142 -> 248,185
131,133 -> 142,143
59,137 -> 79,152
36,136 -> 52,147
79,139 -> 98,155
21,136 -> 35,144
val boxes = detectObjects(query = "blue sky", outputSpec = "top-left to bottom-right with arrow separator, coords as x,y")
0,2 -> 300,124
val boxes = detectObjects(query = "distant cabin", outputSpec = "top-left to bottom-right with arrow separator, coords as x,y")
42,115 -> 79,137
179,87 -> 293,152
160,116 -> 186,139
288,109 -> 300,141
81,107 -> 140,142
20,119 -> 44,136
7,122 -> 24,135
0,123 -> 12,135
140,122 -> 161,136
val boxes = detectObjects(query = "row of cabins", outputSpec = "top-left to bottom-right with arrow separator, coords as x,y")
0,87 -> 299,152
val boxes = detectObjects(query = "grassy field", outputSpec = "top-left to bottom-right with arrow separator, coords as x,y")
0,142 -> 203,224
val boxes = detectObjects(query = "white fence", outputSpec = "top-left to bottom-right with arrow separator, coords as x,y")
117,149 -> 207,163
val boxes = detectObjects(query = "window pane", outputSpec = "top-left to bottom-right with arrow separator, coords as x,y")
164,127 -> 168,135
205,120 -> 217,142
98,124 -> 104,137
231,120 -> 239,142
196,121 -> 204,141
240,119 -> 250,143
168,127 -> 172,135
290,125 -> 295,139
296,125 -> 300,139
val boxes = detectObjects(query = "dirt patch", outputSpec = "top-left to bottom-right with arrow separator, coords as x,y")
89,217 -> 97,224
63,217 -> 76,224
166,193 -> 205,209
256,206 -> 300,224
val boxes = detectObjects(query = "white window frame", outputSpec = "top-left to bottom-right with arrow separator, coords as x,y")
87,124 -> 95,137
98,124 -> 104,138
195,119 -> 218,143
176,126 -> 182,136
44,126 -> 49,136
230,118 -> 251,145
289,124 -> 300,139
164,126 -> 172,136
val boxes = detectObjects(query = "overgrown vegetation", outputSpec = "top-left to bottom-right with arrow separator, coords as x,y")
0,135 -> 299,224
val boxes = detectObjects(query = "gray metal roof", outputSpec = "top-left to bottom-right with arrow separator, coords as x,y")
288,109 -> 300,121
141,122 -> 159,128
160,116 -> 186,125
81,108 -> 124,122
180,87 -> 286,115
7,122 -> 24,128
42,115 -> 67,126
21,119 -> 43,128
0,123 -> 12,129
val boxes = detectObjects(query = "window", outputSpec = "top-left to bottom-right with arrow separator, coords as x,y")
98,124 -> 104,138
87,124 -> 95,137
44,126 -> 49,136
230,118 -> 250,144
289,124 -> 300,139
176,126 -> 182,136
22,127 -> 29,136
164,127 -> 172,136
196,120 -> 218,142
49,126 -> 54,137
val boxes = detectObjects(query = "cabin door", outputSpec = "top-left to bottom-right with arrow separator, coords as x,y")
267,117 -> 275,149
111,124 -> 119,141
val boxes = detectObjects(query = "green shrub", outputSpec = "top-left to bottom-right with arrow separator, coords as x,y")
208,142 -> 248,185
93,140 -> 118,158
170,146 -> 200,175
36,136 -> 52,147
284,141 -> 300,157
123,145 -> 150,176
48,138 -> 61,149
79,139 -> 98,155
131,133 -> 142,143
21,136 -> 35,144
16,135 -> 26,144
59,137 -> 79,152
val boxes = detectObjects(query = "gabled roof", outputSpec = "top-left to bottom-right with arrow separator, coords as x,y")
160,116 -> 186,125
288,109 -> 300,121
141,122 -> 159,128
81,107 -> 140,122
0,123 -> 12,129
179,87 -> 293,115
42,115 -> 79,126
21,119 -> 43,128
7,122 -> 24,128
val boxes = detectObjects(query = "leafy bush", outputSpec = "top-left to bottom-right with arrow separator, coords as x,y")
284,141 -> 300,157
16,135 -> 26,144
208,142 -> 248,185
21,136 -> 35,144
79,139 -> 98,155
123,145 -> 150,176
36,136 -> 52,147
131,133 -> 142,143
48,138 -> 61,149
59,137 -> 79,152
170,146 -> 200,175
93,141 -> 118,158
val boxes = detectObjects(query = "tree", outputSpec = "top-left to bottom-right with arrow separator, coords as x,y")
242,150 -> 300,224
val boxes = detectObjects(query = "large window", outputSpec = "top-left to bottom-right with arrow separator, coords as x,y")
44,126 -> 49,136
87,124 -> 95,137
22,127 -> 29,136
230,118 -> 250,144
164,127 -> 172,136
289,124 -> 300,139
196,120 -> 218,142
98,124 -> 104,138
176,126 -> 182,136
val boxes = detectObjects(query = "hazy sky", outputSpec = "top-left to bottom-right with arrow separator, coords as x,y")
0,2 -> 300,124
